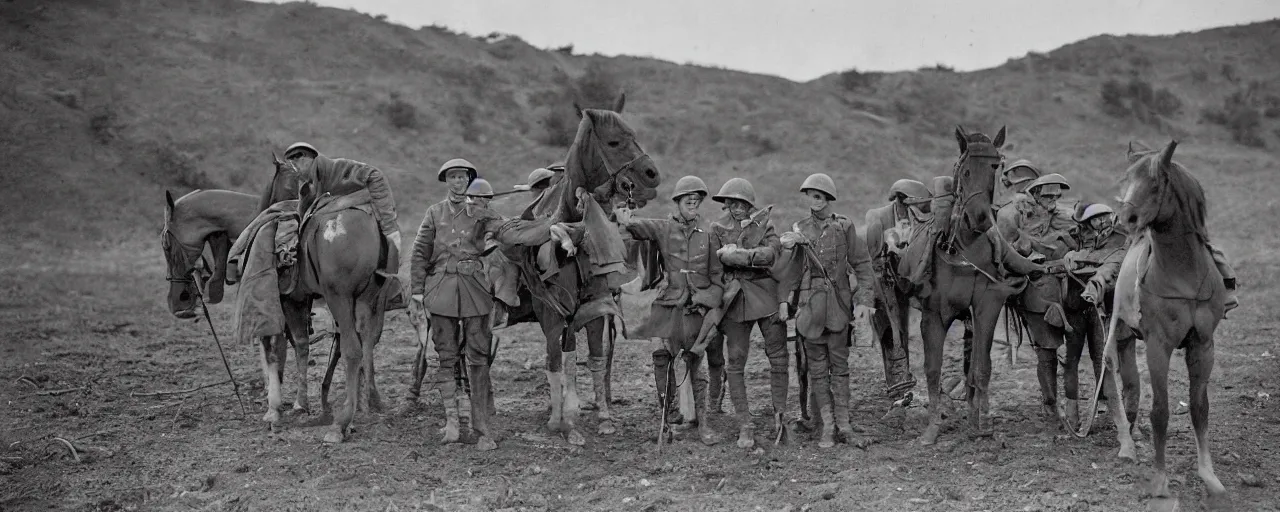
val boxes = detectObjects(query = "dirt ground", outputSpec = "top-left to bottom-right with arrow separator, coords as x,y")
3,243 -> 1279,512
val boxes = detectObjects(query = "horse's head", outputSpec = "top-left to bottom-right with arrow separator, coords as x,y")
949,125 -> 1006,234
162,190 -> 209,319
263,151 -> 303,211
567,92 -> 661,210
1119,140 -> 1207,239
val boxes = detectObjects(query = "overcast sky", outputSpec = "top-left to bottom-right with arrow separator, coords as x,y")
262,0 -> 1280,82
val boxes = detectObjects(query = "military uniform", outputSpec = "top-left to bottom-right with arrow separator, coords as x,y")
709,178 -> 787,446
863,179 -> 930,400
621,176 -> 723,445
777,173 -> 875,448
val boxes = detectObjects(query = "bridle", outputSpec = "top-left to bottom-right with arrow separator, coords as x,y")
586,115 -> 652,207
161,214 -> 209,286
946,144 -> 1001,240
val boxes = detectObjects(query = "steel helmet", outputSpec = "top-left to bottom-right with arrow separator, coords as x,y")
283,142 -> 319,160
711,178 -> 757,207
800,173 -> 837,201
1026,173 -> 1070,196
547,161 -> 566,172
1004,159 -> 1042,186
437,158 -> 478,183
525,168 -> 556,189
670,175 -> 709,201
1076,203 -> 1114,223
465,178 -> 495,198
887,179 -> 930,202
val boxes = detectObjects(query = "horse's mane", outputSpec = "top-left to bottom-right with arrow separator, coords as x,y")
1128,150 -> 1209,242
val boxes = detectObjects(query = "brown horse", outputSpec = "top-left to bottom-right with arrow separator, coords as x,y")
906,125 -> 1033,445
1091,140 -> 1229,507
506,92 -> 661,445
162,154 -> 320,428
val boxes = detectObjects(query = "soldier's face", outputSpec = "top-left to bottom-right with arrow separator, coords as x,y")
725,199 -> 750,221
445,169 -> 471,194
1090,215 -> 1113,231
676,194 -> 702,217
289,154 -> 315,176
1036,191 -> 1060,209
469,196 -> 491,208
806,190 -> 829,212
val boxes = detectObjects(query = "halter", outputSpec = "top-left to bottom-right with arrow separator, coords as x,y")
586,116 -> 651,205
945,142 -> 1002,244
161,217 -> 209,285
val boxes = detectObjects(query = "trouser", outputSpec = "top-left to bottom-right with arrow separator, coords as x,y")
1063,307 -> 1105,402
870,293 -> 916,398
722,315 -> 789,427
431,314 -> 495,438
705,330 -> 726,412
652,308 -> 707,423
804,326 -> 853,435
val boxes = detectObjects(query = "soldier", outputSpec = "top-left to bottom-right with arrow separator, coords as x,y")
998,173 -> 1079,419
777,173 -> 876,449
996,159 -> 1043,208
615,176 -> 724,445
514,168 -> 556,200
1061,203 -> 1130,426
283,142 -> 402,282
709,178 -> 787,448
863,179 -> 931,403
409,159 -> 527,451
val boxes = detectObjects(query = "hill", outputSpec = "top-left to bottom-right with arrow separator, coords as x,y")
5,0 -> 1280,264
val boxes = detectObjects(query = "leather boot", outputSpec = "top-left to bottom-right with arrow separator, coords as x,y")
810,359 -> 835,448
469,364 -> 497,451
1036,348 -> 1059,418
832,373 -> 866,447
438,370 -> 461,444
769,365 -> 791,443
693,366 -> 721,446
728,372 -> 753,448
709,365 -> 726,414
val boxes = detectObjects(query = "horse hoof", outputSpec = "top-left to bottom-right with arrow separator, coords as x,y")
1118,445 -> 1138,462
262,410 -> 281,424
322,431 -> 344,444
290,405 -> 310,417
700,431 -> 722,446
598,421 -> 616,436
818,439 -> 836,449
475,436 -> 498,452
1203,492 -> 1231,511
1147,497 -> 1179,512
441,424 -> 461,444
581,402 -> 600,412
918,425 -> 940,446
566,430 -> 586,446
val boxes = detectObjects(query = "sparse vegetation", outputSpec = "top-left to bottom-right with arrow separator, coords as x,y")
1201,83 -> 1270,147
553,44 -> 574,55
379,91 -> 418,131
455,103 -> 480,143
151,142 -> 213,190
1098,77 -> 1183,126
838,68 -> 878,92
89,109 -> 119,144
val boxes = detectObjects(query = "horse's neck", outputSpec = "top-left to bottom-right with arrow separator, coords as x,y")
1148,222 -> 1210,276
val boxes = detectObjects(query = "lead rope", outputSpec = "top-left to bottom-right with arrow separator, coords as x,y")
193,285 -> 247,417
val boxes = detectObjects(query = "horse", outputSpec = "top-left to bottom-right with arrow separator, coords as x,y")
1086,140 -> 1229,507
160,156 -> 317,427
506,92 -> 661,445
905,125 -> 1032,445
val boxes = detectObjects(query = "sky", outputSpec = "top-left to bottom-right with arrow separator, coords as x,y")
262,0 -> 1280,82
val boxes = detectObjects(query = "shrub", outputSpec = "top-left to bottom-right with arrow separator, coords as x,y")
553,44 -> 574,55
455,103 -> 480,143
1098,77 -> 1182,124
380,91 -> 418,130
838,68 -> 877,92
153,143 -> 213,189
575,61 -> 621,109
1202,89 -> 1266,147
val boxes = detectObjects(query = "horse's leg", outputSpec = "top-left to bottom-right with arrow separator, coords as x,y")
1145,331 -> 1176,499
283,302 -> 312,416
356,294 -> 386,414
319,334 -> 340,424
324,295 -> 363,444
1116,335 -> 1141,435
795,337 -> 813,431
968,298 -> 1003,437
561,330 -> 584,444
585,317 -> 615,435
259,335 -> 284,429
1186,328 -> 1227,501
918,309 -> 949,446
536,312 -> 567,437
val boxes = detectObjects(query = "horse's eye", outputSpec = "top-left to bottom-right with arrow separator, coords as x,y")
608,141 -> 620,148
991,163 -> 999,170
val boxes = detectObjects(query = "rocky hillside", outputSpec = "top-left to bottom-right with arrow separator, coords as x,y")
3,0 -> 1279,266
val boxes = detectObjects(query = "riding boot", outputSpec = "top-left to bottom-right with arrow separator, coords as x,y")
1035,348 -> 1059,419
469,364 -> 497,451
709,365 -> 726,414
437,372 -> 461,444
832,373 -> 864,446
728,372 -> 753,448
692,364 -> 721,445
810,359 -> 835,448
590,356 -> 609,411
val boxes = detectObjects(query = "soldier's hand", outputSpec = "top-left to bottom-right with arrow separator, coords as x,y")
550,223 -> 576,256
780,232 -> 805,249
614,206 -> 633,225
778,302 -> 790,320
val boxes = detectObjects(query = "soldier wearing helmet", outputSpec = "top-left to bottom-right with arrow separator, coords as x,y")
996,159 -> 1043,207
706,177 -> 788,448
409,158 -> 550,452
515,168 -> 557,199
775,172 -> 876,449
615,175 -> 724,446
862,178 -> 932,404
282,141 -> 402,273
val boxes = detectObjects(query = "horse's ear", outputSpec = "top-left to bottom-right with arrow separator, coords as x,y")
1158,139 -> 1178,170
612,91 -> 626,114
272,151 -> 283,166
954,126 -> 968,154
1126,140 -> 1151,163
165,190 -> 176,212
573,101 -> 584,119
992,125 -> 1007,148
